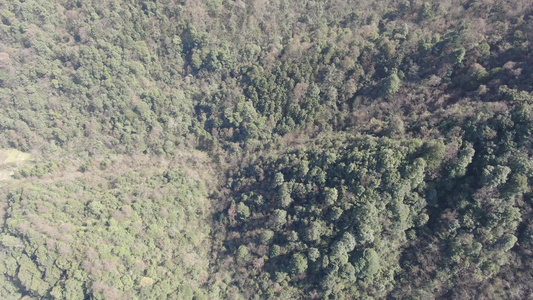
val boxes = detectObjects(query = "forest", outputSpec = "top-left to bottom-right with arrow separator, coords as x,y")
0,0 -> 532,299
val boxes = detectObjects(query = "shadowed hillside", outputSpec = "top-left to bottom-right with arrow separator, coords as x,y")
1,0 -> 533,299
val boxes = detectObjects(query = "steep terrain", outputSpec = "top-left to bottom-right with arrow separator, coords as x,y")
1,0 -> 533,299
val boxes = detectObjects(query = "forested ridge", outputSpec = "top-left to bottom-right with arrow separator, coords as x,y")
0,0 -> 533,299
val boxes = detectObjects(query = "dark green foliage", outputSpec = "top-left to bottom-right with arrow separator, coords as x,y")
323,187 -> 338,206
222,136 -> 432,297
290,253 -> 308,275
1,0 -> 533,299
220,98 -> 533,298
380,73 -> 401,97
355,249 -> 380,277
421,140 -> 446,170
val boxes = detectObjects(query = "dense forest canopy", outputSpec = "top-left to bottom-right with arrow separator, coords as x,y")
0,0 -> 533,299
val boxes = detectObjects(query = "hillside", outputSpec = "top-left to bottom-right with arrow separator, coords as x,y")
1,0 -> 533,299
